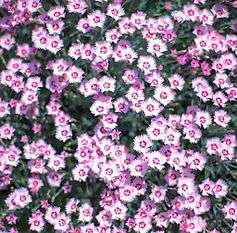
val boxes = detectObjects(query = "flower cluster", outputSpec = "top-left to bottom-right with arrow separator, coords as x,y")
1,0 -> 237,232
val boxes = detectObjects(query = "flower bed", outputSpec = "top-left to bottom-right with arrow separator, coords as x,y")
0,0 -> 237,232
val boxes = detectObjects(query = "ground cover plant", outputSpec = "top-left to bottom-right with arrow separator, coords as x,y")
1,0 -> 237,232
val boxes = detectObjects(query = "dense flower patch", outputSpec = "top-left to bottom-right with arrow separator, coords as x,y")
1,0 -> 237,232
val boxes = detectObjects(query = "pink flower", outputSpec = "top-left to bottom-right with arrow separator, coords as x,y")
55,125 -> 72,142
150,186 -> 167,203
0,34 -> 15,50
0,123 -> 15,140
133,134 -> 152,153
164,1 -> 172,10
88,10 -> 106,28
48,155 -> 65,171
28,176 -> 43,193
118,17 -> 136,34
134,217 -> 152,233
47,171 -> 63,187
171,11 -> 187,23
48,35 -> 63,54
147,38 -> 167,57
130,158 -> 148,177
68,43 -> 84,59
6,214 -> 17,225
169,74 -> 184,90
91,56 -> 109,71
29,211 -> 45,232
5,188 -> 32,210
130,11 -> 146,29
232,223 -> 237,233
77,18 -> 91,33
213,179 -> 228,198
177,54 -> 189,65
155,212 -> 169,228
142,98 -> 163,117
188,152 -> 206,171
223,201 -> 237,220
195,110 -> 212,129
45,206 -> 61,224
177,177 -> 196,197
48,6 -> 65,20
154,85 -> 175,106
107,3 -> 124,21
183,4 -> 201,22
72,163 -> 90,181
146,121 -> 166,141
199,178 -> 215,196
95,41 -> 113,60
46,20 -> 64,35
66,198 -> 79,214
54,213 -> 70,231
105,29 -> 122,43
78,203 -> 93,222
110,201 -> 127,220
137,56 -> 157,75
90,98 -> 113,116
214,109 -> 231,127
67,0 -> 87,14
212,4 -> 229,18
146,151 -> 166,170
163,127 -> 181,145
